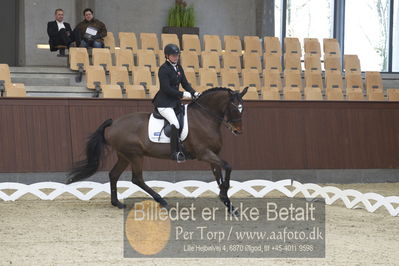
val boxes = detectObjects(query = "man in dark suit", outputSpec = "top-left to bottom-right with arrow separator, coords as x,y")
47,8 -> 73,56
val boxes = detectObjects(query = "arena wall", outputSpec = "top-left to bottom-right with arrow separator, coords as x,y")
1,98 -> 399,173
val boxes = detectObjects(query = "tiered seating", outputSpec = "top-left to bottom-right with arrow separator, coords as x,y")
221,69 -> 240,89
115,49 -> 135,71
160,33 -> 180,58
133,67 -> 156,92
244,36 -> 262,55
161,33 -> 180,49
2,83 -> 26,97
199,68 -> 218,92
222,53 -> 241,72
85,63 -> 156,98
284,54 -> 301,71
264,54 -> 282,72
304,38 -> 321,57
101,84 -> 123,98
69,48 -> 90,71
69,47 -> 89,82
345,72 -> 364,100
140,33 -> 160,52
103,32 -> 116,54
325,71 -> 344,100
387,89 -> 399,101
243,53 -> 262,73
136,50 -> 158,72
324,55 -> 341,72
323,38 -> 341,57
126,84 -> 149,99
304,55 -> 321,72
92,48 -> 112,71
86,66 -> 106,91
263,70 -> 281,100
0,64 -> 26,97
365,71 -> 384,101
344,55 -> 361,73
264,36 -> 282,56
224,35 -> 242,55
109,66 -> 130,90
184,69 -> 197,89
263,70 -> 281,91
119,32 -> 138,52
201,51 -> 221,73
243,87 -> 259,100
180,51 -> 200,73
242,69 -> 261,93
304,71 -> 323,100
204,35 -> 222,54
64,32 -> 394,101
284,70 -> 302,100
182,34 -> 201,54
262,58 -> 282,100
284,37 -> 302,56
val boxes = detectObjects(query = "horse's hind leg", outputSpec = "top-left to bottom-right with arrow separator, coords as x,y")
109,154 -> 129,209
130,156 -> 168,208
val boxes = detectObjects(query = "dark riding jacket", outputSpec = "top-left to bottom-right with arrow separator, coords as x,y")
47,21 -> 73,51
153,61 -> 195,108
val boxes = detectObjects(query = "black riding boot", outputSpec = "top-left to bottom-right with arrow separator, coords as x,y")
170,125 -> 185,163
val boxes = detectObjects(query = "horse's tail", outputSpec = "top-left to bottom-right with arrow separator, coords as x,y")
66,119 -> 113,184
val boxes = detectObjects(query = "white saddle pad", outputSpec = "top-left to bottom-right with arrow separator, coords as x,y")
148,104 -> 189,143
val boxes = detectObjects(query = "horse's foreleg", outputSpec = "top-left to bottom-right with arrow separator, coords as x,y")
202,151 -> 236,214
210,163 -> 223,185
130,156 -> 168,208
109,154 -> 129,209
210,163 -> 230,200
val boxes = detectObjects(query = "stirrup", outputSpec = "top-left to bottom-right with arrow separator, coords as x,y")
172,151 -> 186,163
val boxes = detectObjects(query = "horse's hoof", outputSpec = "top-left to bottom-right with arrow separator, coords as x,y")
229,205 -> 240,217
111,201 -> 126,209
220,196 -> 230,207
158,198 -> 168,208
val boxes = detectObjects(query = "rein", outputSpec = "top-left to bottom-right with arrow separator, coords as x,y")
191,98 -> 241,130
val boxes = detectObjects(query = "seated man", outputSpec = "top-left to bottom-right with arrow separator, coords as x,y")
47,8 -> 74,56
74,8 -> 107,48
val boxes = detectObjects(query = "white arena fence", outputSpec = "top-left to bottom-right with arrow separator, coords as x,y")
0,180 -> 398,216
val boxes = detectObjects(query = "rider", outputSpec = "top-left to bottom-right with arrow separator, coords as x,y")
153,43 -> 200,163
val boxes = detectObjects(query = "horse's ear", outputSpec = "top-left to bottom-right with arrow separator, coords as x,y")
240,87 -> 249,98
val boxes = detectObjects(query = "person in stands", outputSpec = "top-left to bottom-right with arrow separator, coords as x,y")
74,8 -> 107,48
47,8 -> 74,56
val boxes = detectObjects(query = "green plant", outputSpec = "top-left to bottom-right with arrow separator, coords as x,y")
167,0 -> 195,27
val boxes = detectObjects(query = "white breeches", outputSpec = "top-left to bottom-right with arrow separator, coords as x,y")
157,107 -> 180,129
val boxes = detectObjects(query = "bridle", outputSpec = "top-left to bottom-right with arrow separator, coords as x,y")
192,96 -> 243,133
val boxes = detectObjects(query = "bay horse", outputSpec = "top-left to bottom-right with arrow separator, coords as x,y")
67,87 -> 248,213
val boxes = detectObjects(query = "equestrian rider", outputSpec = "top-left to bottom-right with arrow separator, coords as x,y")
152,43 -> 200,163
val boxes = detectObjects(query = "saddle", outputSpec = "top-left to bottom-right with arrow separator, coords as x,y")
148,104 -> 189,143
152,104 -> 185,137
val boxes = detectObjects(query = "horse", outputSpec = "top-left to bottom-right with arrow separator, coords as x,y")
66,86 -> 249,213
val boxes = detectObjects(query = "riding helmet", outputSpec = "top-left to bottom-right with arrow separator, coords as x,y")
164,43 -> 180,56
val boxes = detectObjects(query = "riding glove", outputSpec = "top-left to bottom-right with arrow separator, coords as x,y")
182,91 -> 192,99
